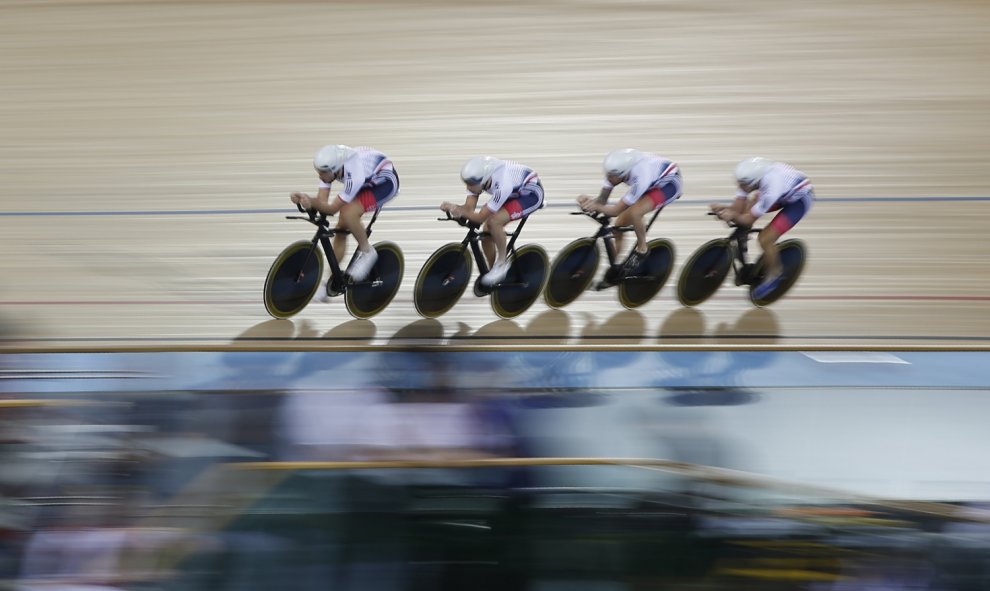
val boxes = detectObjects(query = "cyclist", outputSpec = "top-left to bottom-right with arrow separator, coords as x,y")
290,144 -> 399,284
577,148 -> 682,284
440,156 -> 545,287
710,157 -> 815,299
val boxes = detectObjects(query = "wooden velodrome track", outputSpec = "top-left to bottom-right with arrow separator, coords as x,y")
1,0 -> 988,350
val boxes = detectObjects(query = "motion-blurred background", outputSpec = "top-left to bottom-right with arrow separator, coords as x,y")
2,0 -> 990,588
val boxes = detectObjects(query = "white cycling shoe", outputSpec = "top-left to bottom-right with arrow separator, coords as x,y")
346,247 -> 378,282
480,258 -> 510,287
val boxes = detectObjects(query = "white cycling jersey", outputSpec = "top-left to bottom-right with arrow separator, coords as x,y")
467,158 -> 541,213
738,162 -> 814,217
602,152 -> 680,205
319,147 -> 396,203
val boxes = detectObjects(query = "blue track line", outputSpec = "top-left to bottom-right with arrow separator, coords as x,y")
0,197 -> 988,217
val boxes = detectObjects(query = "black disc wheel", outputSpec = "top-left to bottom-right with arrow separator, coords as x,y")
345,241 -> 404,319
263,240 -> 324,319
618,238 -> 675,309
749,239 -> 807,307
491,244 -> 549,319
413,243 -> 473,318
544,238 -> 600,309
676,239 -> 731,307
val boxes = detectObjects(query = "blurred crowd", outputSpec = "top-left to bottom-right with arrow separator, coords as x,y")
2,351 -> 990,591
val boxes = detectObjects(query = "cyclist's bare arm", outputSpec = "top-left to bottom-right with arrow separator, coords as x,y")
290,187 -> 334,212
458,205 -> 494,225
462,193 -> 479,213
577,187 -> 611,207
710,191 -> 750,214
588,198 -> 629,218
715,194 -> 759,226
440,193 -> 480,219
595,187 -> 612,204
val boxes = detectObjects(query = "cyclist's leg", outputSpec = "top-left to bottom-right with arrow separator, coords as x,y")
343,175 -> 399,280
758,226 -> 783,279
482,187 -> 542,284
628,197 -> 656,254
349,175 -> 399,254
340,199 -> 370,252
492,184 -> 544,264
479,209 -> 511,286
758,194 -> 811,284
612,209 -> 631,258
609,199 -> 651,277
621,182 -> 679,267
483,209 -> 511,267
641,176 -> 681,244
329,197 -> 350,263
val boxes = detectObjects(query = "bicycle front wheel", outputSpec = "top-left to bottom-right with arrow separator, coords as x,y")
543,238 -> 600,309
413,243 -> 473,318
749,239 -> 807,307
491,244 -> 549,319
263,240 -> 324,319
345,241 -> 404,319
676,239 -> 731,307
618,238 -> 675,309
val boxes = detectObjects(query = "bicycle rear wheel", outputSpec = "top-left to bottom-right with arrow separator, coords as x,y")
749,239 -> 807,306
414,243 -> 473,318
263,240 -> 324,319
618,238 -> 675,309
345,241 -> 404,319
491,244 -> 549,319
676,239 -> 731,307
544,238 -> 600,309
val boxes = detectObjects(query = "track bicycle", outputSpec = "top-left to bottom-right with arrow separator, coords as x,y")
544,208 -> 675,309
676,212 -> 806,307
263,203 -> 403,319
413,213 -> 549,319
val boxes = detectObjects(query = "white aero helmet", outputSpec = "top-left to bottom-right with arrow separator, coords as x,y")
603,148 -> 641,180
734,157 -> 773,190
313,144 -> 356,175
460,156 -> 498,188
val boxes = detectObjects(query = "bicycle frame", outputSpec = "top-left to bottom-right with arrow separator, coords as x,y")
287,203 -> 381,293
725,222 -> 763,287
440,212 -> 531,287
573,207 -> 662,267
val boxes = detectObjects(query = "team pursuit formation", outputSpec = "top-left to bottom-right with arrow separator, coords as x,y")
263,145 -> 814,320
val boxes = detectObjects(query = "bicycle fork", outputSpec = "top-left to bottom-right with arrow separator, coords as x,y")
295,234 -> 324,284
